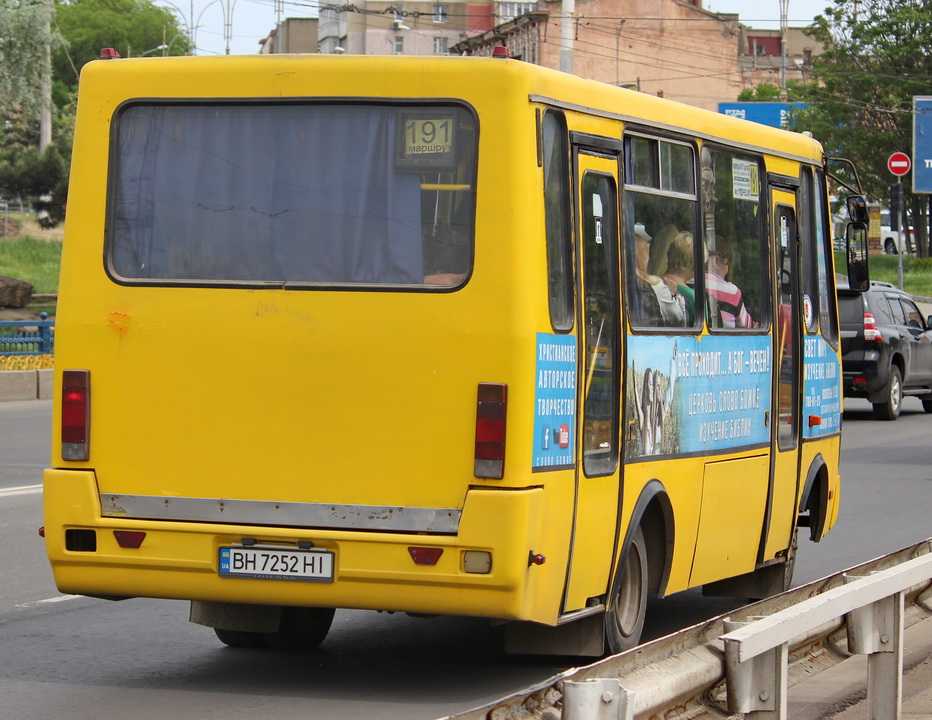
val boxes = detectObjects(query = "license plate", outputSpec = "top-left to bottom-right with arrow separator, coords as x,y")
219,546 -> 334,583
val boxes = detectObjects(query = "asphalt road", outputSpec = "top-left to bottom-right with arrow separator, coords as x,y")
1,398 -> 929,719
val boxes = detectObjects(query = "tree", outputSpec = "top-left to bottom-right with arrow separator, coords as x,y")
53,0 -> 190,96
794,0 -> 932,255
0,0 -> 61,121
1,0 -> 188,226
0,100 -> 75,225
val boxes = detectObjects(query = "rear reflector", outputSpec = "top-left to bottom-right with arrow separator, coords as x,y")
61,370 -> 90,461
114,531 -> 146,549
408,547 -> 443,565
474,383 -> 507,479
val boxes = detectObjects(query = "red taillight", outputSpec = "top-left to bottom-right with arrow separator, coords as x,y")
474,383 -> 507,479
863,313 -> 883,342
61,370 -> 90,461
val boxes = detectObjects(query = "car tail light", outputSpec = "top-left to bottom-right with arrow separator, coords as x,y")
61,370 -> 90,461
863,313 -> 883,342
474,383 -> 507,479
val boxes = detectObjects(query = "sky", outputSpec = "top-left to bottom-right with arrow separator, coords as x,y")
166,0 -> 834,57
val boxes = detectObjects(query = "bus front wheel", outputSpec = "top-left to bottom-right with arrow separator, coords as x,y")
605,526 -> 648,654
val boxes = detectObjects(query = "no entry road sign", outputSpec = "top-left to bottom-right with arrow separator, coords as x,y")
888,152 -> 911,176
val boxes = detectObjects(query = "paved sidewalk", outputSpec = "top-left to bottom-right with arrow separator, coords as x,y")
790,614 -> 932,720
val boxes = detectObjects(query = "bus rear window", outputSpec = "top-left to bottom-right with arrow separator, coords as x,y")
107,102 -> 477,288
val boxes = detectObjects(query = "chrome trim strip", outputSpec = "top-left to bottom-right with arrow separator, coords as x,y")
99,494 -> 462,534
557,605 -> 605,624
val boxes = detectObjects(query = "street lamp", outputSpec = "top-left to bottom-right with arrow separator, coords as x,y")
220,0 -> 238,55
138,44 -> 168,57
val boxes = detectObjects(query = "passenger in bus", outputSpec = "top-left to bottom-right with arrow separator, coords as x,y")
661,231 -> 697,325
423,224 -> 469,286
705,239 -> 753,328
646,223 -> 678,276
634,225 -> 685,327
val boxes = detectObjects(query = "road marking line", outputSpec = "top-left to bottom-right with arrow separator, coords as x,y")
15,595 -> 80,609
0,484 -> 43,497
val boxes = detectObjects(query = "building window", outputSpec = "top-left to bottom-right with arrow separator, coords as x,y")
498,1 -> 536,23
395,35 -> 405,54
433,4 -> 448,23
433,36 -> 448,54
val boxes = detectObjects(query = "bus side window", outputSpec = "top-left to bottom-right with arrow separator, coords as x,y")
700,145 -> 769,331
541,111 -> 573,332
624,135 -> 699,330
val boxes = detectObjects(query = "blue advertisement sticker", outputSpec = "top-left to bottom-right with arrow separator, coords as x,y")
533,333 -> 577,470
802,336 -> 841,437
625,335 -> 772,457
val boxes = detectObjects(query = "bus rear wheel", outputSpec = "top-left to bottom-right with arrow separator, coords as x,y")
264,606 -> 335,650
214,628 -> 269,648
605,526 -> 648,655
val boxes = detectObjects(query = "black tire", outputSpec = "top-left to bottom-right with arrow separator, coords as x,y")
264,607 -> 335,650
884,238 -> 898,255
214,628 -> 269,648
873,366 -> 903,420
779,528 -> 798,595
604,526 -> 648,655
922,395 -> 932,413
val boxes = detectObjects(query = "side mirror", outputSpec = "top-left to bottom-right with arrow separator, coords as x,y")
846,222 -> 870,292
846,195 -> 869,224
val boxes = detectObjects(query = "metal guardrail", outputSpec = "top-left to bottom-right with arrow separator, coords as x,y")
441,538 -> 932,720
0,313 -> 55,355
723,551 -> 932,720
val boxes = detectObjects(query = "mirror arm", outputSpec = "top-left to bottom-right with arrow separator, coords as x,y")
826,156 -> 864,195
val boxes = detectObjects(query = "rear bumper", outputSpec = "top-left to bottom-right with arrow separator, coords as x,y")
43,469 -> 550,622
842,350 -> 887,398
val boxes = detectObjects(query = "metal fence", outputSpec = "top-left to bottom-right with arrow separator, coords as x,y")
0,314 -> 55,355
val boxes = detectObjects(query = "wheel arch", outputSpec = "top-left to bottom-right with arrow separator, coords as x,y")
613,478 -> 674,600
799,453 -> 829,542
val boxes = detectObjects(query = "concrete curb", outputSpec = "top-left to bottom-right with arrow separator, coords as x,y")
0,369 -> 53,401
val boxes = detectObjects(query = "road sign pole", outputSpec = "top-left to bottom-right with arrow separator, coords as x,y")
888,154 -> 911,289
898,180 -> 904,289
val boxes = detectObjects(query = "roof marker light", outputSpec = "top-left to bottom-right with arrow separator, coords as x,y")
492,46 -> 511,59
99,48 -> 122,60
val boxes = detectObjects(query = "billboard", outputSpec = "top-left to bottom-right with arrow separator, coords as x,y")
718,102 -> 807,129
913,96 -> 932,194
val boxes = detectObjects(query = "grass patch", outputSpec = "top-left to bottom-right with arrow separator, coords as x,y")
865,254 -> 932,298
0,236 -> 63,294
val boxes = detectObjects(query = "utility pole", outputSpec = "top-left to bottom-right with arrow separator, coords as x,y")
779,0 -> 788,98
560,0 -> 574,74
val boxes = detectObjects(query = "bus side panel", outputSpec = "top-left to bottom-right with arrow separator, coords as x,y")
688,455 -> 769,587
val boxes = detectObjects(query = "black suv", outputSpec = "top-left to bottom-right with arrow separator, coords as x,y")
839,281 -> 932,420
